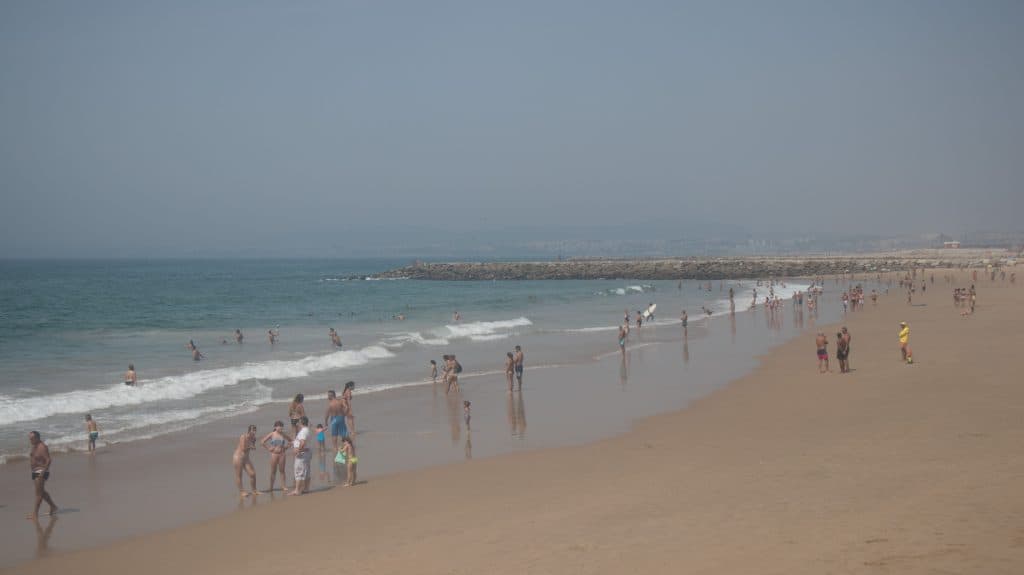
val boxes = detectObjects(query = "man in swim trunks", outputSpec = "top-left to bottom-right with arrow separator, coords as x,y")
816,332 -> 830,373
27,431 -> 57,519
85,414 -> 99,453
324,390 -> 347,452
513,345 -> 524,390
618,323 -> 628,353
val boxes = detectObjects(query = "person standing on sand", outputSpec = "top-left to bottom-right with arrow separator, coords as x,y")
124,364 -> 137,386
504,352 -> 515,392
233,425 -> 258,497
429,359 -> 438,384
27,431 -> 57,520
291,416 -> 312,495
261,421 -> 292,493
85,414 -> 99,453
899,322 -> 913,364
835,331 -> 849,373
342,381 -> 356,436
618,323 -> 628,353
324,390 -> 347,452
816,332 -> 830,373
513,345 -> 524,390
340,436 -> 358,487
841,327 -> 852,370
288,394 -> 305,436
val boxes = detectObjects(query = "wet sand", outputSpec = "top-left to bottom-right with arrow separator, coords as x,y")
5,271 -> 1024,574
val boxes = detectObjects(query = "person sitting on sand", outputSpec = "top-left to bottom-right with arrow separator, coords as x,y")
124,363 -> 137,386
261,421 -> 292,493
233,425 -> 258,497
816,332 -> 830,373
27,431 -> 57,519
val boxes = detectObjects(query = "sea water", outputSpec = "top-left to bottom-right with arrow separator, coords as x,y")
0,259 -> 816,463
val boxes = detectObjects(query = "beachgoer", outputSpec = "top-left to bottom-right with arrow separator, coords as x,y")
816,332 -> 830,373
680,310 -> 688,329
261,421 -> 292,493
186,340 -> 196,352
324,390 -> 347,452
618,324 -> 627,353
636,311 -> 643,329
464,400 -> 471,428
899,322 -> 913,364
329,328 -> 342,348
290,416 -> 312,495
841,326 -> 852,370
315,424 -> 326,453
429,359 -> 438,384
453,311 -> 461,322
342,381 -> 356,436
85,414 -> 99,453
27,431 -> 57,519
267,329 -> 278,345
504,352 -> 515,392
341,436 -> 358,487
124,364 -> 137,386
192,346 -> 204,361
836,331 -> 849,373
446,355 -> 462,393
513,345 -> 524,390
235,329 -> 244,344
288,394 -> 305,435
233,425 -> 258,497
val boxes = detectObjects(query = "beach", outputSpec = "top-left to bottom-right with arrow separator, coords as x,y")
3,269 -> 1021,573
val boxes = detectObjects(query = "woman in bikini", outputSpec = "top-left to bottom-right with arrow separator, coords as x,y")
233,425 -> 258,497
504,352 -> 515,392
342,381 -> 356,437
288,394 -> 305,435
261,421 -> 292,493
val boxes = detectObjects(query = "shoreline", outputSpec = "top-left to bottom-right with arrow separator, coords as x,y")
5,269 -> 1023,574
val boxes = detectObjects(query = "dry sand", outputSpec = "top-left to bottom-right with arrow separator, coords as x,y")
8,272 -> 1023,574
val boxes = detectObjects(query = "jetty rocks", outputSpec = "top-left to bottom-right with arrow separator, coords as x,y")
367,255 -> 1004,281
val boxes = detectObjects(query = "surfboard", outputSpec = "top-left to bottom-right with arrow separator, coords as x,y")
642,303 -> 657,319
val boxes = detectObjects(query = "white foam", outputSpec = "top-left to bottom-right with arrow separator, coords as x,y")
441,317 -> 532,339
468,333 -> 512,342
0,345 -> 395,425
564,325 -> 620,333
381,332 -> 450,348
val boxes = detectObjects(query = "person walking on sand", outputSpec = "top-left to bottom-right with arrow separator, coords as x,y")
27,431 -> 57,519
290,416 -> 313,495
899,322 -> 913,364
261,421 -> 292,493
513,345 -> 525,390
85,414 -> 99,453
504,351 -> 515,392
324,390 -> 347,452
124,364 -> 138,386
816,332 -> 830,373
233,425 -> 258,497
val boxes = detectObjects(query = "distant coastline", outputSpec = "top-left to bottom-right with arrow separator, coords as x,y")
368,249 -> 1018,280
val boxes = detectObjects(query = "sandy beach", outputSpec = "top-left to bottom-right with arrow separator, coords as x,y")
6,271 -> 1023,574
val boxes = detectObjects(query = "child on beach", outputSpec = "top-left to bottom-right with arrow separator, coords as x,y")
315,424 -> 326,453
429,359 -> 438,384
341,436 -> 358,487
463,400 -> 471,429
85,414 -> 99,453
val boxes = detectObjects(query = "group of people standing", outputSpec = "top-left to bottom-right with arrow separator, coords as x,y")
232,383 -> 359,498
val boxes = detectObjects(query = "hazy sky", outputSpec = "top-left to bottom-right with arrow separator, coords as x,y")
2,1 -> 1022,257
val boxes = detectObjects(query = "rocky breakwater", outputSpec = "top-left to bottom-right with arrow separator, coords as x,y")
368,256 -> 985,281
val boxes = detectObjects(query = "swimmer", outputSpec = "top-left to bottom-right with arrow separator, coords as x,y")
192,347 -> 204,361
329,328 -> 342,348
235,329 -> 244,344
124,363 -> 137,386
267,329 -> 278,345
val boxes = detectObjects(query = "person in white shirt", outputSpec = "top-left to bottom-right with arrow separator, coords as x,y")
290,416 -> 312,495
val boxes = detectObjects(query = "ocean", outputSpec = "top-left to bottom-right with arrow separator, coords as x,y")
0,258 -> 815,463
